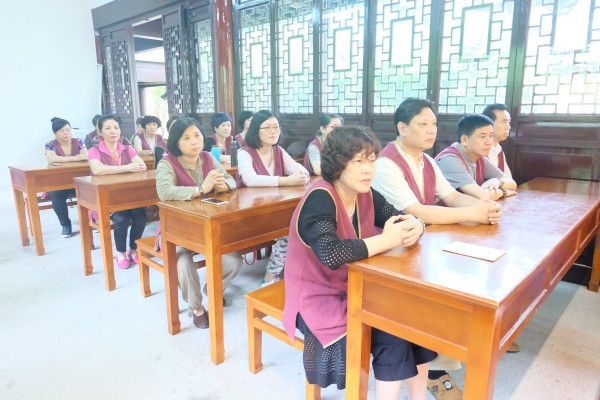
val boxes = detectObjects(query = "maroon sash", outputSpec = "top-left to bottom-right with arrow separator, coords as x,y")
136,132 -> 168,152
497,148 -> 506,172
303,137 -> 322,175
234,133 -> 246,148
435,143 -> 485,186
283,179 -> 379,346
52,138 -> 80,157
155,152 -> 215,250
209,134 -> 232,155
379,142 -> 436,205
237,145 -> 285,188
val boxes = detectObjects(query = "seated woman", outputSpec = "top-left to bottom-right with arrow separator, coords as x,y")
237,109 -> 310,286
85,114 -> 130,149
133,115 -> 167,156
156,118 -> 243,329
303,113 -> 343,175
88,114 -> 148,270
234,110 -> 253,148
283,126 -> 434,399
45,117 -> 88,238
203,112 -> 233,163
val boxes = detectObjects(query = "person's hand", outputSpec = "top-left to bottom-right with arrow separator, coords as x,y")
283,172 -> 310,186
482,178 -> 502,190
472,200 -> 502,224
201,170 -> 225,193
503,189 -> 517,197
128,162 -> 147,172
75,153 -> 89,161
382,214 -> 422,248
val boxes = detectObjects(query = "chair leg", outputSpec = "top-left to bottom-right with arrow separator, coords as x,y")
138,249 -> 151,297
247,301 -> 265,374
305,378 -> 321,400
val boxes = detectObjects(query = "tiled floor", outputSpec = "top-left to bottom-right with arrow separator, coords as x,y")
0,186 -> 599,400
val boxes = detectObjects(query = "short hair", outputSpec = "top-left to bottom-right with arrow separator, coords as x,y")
237,111 -> 254,130
51,117 -> 70,133
482,103 -> 508,122
211,112 -> 232,130
167,117 -> 202,157
141,115 -> 162,129
92,114 -> 102,127
135,116 -> 144,125
457,114 -> 494,141
245,109 -> 277,149
393,98 -> 437,136
321,126 -> 381,184
97,114 -> 120,131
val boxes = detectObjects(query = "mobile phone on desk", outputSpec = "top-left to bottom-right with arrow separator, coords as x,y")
201,198 -> 229,205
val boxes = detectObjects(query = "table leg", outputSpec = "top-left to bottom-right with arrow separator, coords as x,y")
163,237 -> 181,335
78,204 -> 93,276
589,234 -> 600,292
346,270 -> 372,400
25,180 -> 44,256
98,205 -> 115,291
12,188 -> 29,246
463,308 -> 499,400
205,221 -> 225,365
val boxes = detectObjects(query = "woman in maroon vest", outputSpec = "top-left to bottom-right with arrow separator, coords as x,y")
203,112 -> 233,163
155,118 -> 242,329
303,113 -> 343,175
234,110 -> 253,148
88,115 -> 148,270
283,126 -> 434,399
237,109 -> 310,286
44,117 -> 88,238
132,115 -> 168,156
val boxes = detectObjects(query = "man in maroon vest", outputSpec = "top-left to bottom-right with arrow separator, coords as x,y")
435,114 -> 517,201
482,103 -> 513,178
373,99 -> 507,400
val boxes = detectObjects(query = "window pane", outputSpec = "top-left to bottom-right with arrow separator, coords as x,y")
192,19 -> 215,113
521,0 -> 600,114
438,0 -> 514,114
373,0 -> 431,114
277,0 -> 313,114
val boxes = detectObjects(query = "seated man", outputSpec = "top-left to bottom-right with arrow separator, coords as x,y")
372,98 -> 503,400
483,103 -> 512,178
435,114 -> 517,200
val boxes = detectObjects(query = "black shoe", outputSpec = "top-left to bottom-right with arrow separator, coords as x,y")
61,225 -> 72,238
190,311 -> 209,329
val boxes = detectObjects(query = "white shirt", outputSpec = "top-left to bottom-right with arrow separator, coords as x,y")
372,142 -> 455,211
488,143 -> 512,179
238,147 -> 308,187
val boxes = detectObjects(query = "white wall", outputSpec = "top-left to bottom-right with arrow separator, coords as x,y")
0,0 -> 100,185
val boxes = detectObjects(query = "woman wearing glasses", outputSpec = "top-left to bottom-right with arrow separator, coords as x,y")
238,109 -> 310,286
303,113 -> 343,175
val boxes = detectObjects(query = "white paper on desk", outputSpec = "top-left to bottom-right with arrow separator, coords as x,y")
192,254 -> 206,263
442,241 -> 506,262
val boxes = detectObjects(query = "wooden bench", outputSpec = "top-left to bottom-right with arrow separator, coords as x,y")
136,235 -> 276,297
245,279 -> 321,400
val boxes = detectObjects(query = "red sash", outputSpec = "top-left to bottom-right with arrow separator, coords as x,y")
303,137 -> 322,175
435,143 -> 485,186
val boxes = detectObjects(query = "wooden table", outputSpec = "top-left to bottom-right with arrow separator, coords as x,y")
8,155 -> 155,256
345,178 -> 600,399
158,184 -> 309,364
75,170 -> 159,291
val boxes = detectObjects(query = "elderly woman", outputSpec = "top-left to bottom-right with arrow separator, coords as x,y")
237,109 -> 309,286
88,114 -> 148,270
156,117 -> 243,329
45,117 -> 88,238
283,126 -> 435,399
133,115 -> 167,156
303,113 -> 343,176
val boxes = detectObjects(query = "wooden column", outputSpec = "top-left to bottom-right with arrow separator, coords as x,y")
212,0 -> 235,114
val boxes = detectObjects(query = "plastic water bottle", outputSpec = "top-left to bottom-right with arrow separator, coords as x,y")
211,145 -> 221,163
230,140 -> 238,166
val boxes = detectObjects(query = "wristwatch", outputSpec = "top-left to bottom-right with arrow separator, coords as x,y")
199,186 -> 205,196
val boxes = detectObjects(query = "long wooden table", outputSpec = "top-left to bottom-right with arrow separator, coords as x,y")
346,178 -> 600,399
158,184 -> 309,364
8,155 -> 154,256
75,171 -> 159,291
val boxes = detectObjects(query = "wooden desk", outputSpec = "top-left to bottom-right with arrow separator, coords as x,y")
74,170 -> 159,291
346,178 -> 600,400
158,184 -> 308,364
8,155 -> 155,256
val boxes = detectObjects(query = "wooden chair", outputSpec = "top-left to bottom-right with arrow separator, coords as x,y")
24,192 -> 77,235
245,279 -> 321,400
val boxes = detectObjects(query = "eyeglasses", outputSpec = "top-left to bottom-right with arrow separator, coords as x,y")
326,125 -> 342,129
259,125 -> 281,132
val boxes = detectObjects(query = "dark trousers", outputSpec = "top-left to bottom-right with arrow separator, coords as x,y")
110,208 -> 147,252
50,189 -> 75,227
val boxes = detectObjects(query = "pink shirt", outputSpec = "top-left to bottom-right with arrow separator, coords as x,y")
88,139 -> 138,166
